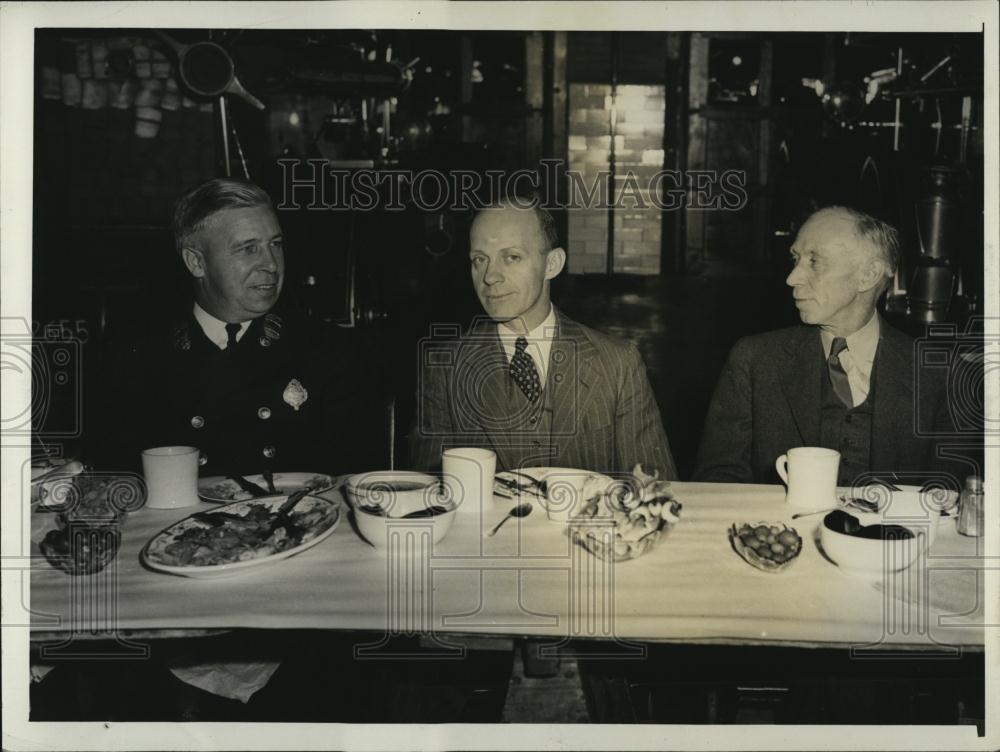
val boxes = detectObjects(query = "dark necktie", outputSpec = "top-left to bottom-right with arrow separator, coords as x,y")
828,337 -> 853,407
510,336 -> 541,403
225,322 -> 241,351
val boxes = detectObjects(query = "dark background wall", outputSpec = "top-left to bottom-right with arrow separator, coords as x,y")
32,29 -> 986,478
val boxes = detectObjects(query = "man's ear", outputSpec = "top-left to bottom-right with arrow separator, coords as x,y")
856,257 -> 885,294
543,247 -> 567,281
181,247 -> 207,279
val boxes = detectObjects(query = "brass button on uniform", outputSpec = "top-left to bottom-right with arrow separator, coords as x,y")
529,416 -> 537,424
259,337 -> 271,348
191,415 -> 205,429
199,454 -> 208,466
257,407 -> 272,420
263,445 -> 276,459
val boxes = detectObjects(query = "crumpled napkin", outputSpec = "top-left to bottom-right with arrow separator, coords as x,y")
168,660 -> 281,704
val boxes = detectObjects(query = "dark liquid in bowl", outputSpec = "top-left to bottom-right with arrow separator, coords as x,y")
356,481 -> 433,493
823,510 -> 916,540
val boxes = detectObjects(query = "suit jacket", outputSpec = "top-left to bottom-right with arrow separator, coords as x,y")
98,308 -> 373,477
410,309 -> 677,479
693,318 -> 958,485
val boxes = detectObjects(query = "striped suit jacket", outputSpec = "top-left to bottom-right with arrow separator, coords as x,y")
409,309 -> 677,479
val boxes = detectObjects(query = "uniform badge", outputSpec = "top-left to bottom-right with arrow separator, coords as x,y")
282,378 -> 308,411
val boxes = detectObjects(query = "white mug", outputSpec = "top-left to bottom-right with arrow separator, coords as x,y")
538,469 -> 589,522
775,446 -> 841,510
142,446 -> 201,509
441,448 -> 496,519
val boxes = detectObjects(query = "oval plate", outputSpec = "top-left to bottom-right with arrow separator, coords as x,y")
198,472 -> 335,503
142,495 -> 340,579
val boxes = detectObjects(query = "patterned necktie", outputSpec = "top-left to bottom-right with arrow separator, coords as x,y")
510,336 -> 541,403
225,323 -> 241,351
828,337 -> 853,407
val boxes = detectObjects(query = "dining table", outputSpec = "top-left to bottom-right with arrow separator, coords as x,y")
26,479 -> 985,653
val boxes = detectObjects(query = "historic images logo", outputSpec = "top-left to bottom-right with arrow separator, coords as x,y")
276,158 -> 748,213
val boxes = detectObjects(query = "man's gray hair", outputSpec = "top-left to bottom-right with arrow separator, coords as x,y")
173,178 -> 273,254
817,205 -> 900,283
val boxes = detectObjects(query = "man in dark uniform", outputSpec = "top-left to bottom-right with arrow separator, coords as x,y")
102,177 -> 366,478
75,178 -> 378,717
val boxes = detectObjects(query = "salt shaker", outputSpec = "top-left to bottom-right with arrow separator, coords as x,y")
957,475 -> 983,537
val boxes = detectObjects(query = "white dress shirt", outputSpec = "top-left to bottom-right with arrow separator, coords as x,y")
192,303 -> 251,350
820,313 -> 880,407
497,305 -> 557,388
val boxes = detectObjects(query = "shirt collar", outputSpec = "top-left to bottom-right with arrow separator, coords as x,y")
820,311 -> 880,366
497,304 -> 557,345
192,303 -> 251,350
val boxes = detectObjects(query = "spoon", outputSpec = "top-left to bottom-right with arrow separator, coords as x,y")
791,497 -> 880,520
488,502 -> 532,537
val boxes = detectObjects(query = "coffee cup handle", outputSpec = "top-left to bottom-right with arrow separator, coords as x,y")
775,454 -> 789,485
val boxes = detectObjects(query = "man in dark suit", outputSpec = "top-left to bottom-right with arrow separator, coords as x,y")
694,206 -> 955,486
411,201 -> 676,479
103,177 -> 367,478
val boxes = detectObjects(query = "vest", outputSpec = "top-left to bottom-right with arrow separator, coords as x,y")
819,357 -> 876,487
500,360 -> 557,470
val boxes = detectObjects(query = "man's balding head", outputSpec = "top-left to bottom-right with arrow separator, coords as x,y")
786,206 -> 898,336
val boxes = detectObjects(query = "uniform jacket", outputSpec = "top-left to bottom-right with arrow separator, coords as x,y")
100,308 -> 371,477
692,319 -> 960,485
410,309 -> 677,479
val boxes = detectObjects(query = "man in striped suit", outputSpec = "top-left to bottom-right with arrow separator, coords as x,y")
411,200 -> 677,481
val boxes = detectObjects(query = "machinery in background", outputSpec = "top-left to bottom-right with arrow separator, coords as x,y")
905,163 -> 970,323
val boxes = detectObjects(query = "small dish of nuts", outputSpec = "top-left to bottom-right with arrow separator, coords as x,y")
729,521 -> 802,572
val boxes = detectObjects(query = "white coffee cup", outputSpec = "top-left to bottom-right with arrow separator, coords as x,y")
775,446 -> 841,510
142,446 -> 200,509
538,469 -> 590,522
442,448 -> 496,519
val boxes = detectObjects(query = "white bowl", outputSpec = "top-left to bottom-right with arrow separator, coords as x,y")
842,484 -> 951,545
351,497 -> 457,549
344,471 -> 457,549
343,471 -> 439,517
819,509 -> 934,576
30,460 -> 84,507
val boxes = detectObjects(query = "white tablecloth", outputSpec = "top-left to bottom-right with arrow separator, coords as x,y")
29,482 -> 984,649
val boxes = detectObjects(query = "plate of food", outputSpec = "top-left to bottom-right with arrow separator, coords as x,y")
198,472 -> 335,503
566,464 -> 683,561
37,472 -> 142,576
142,494 -> 340,578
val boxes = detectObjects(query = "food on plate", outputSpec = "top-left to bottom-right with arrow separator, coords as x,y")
147,498 -> 337,568
729,521 -> 802,572
199,474 -> 332,502
40,525 -> 122,576
568,464 -> 683,561
38,474 -> 138,575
